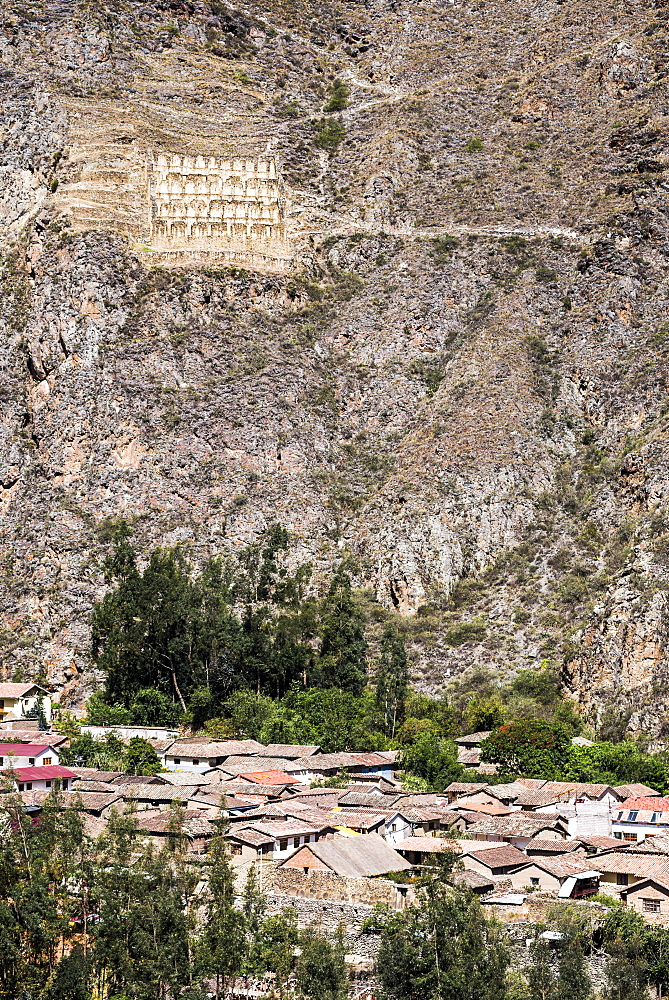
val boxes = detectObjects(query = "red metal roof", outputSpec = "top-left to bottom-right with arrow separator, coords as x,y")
8,765 -> 78,780
238,770 -> 297,785
0,744 -> 55,756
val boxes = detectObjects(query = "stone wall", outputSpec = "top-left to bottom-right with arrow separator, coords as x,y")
267,864 -> 414,909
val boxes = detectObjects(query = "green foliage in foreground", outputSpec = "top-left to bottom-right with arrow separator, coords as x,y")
0,788 -> 348,1000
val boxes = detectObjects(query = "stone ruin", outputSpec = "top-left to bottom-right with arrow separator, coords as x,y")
146,153 -> 291,270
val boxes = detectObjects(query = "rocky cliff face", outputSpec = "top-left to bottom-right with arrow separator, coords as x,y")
1,0 -> 669,733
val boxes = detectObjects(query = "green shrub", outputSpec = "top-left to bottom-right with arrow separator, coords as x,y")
444,619 -> 487,646
323,79 -> 349,112
466,137 -> 484,152
314,119 -> 345,150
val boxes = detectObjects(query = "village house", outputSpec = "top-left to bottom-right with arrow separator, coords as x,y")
0,683 -> 52,724
0,741 -> 60,769
238,819 -> 334,860
20,788 -> 122,818
467,812 -> 569,849
590,850 -> 669,894
612,796 -> 669,842
463,845 -> 529,878
162,739 -> 266,772
506,857 -> 599,897
621,876 -> 669,915
288,752 -> 394,784
136,810 -> 214,854
278,832 -> 412,878
395,836 -> 459,866
6,764 -> 78,792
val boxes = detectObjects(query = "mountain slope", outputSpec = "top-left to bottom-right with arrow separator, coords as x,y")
1,0 -> 669,733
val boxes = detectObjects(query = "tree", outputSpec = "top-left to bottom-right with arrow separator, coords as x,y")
400,732 -> 464,790
200,818 -> 246,998
379,883 -> 509,1000
314,568 -> 367,695
376,626 -> 409,737
527,938 -> 557,1000
480,720 -> 571,778
463,693 -> 504,734
556,941 -> 591,1000
84,691 -> 132,726
122,737 -> 162,776
129,687 -> 182,727
296,926 -> 347,1000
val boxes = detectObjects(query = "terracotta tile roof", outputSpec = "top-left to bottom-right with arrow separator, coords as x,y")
445,782 -> 488,794
118,784 -> 200,801
19,790 -> 121,811
338,791 -> 404,808
329,809 -> 387,830
0,683 -> 45,697
590,852 -> 669,877
395,836 -> 458,853
264,744 -> 321,758
619,796 -> 669,811
526,839 -> 585,854
614,784 -> 662,800
73,780 -> 118,793
578,835 -> 629,850
468,814 -> 567,838
455,869 -> 495,889
451,800 -> 511,816
160,770 -> 212,786
512,789 -> 563,807
247,819 -> 321,838
237,770 -> 298,785
70,768 -> 123,782
466,845 -> 529,871
516,779 -> 549,790
454,732 -> 492,745
229,828 -> 274,847
527,855 -> 593,878
137,810 -> 214,837
282,833 -> 412,877
165,739 -> 265,758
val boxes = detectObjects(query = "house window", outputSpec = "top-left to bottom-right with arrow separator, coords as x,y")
623,833 -> 638,842
279,840 -> 288,852
0,757 -> 3,766
18,783 -> 24,791
26,783 -> 32,790
617,874 -> 629,886
530,878 -> 539,887
628,811 -> 638,822
652,813 -> 659,823
643,899 -> 661,913
28,758 -> 35,765
174,758 -> 181,764
614,832 -> 623,839
192,759 -> 199,766
46,781 -> 52,788
43,757 -> 52,766
232,844 -> 242,855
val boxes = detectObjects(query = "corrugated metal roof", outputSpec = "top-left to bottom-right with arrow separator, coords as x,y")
0,743 -> 56,756
9,765 -> 77,780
